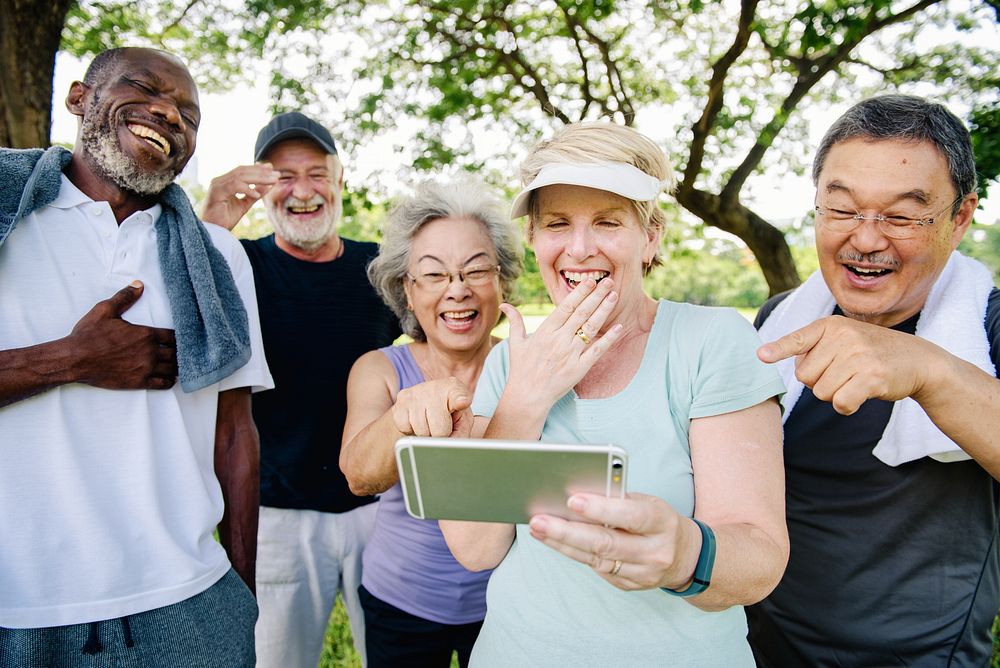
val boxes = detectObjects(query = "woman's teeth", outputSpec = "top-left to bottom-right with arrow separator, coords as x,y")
442,310 -> 476,322
563,271 -> 609,288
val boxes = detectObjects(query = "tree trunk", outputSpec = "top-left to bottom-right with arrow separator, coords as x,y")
675,183 -> 801,296
0,0 -> 74,148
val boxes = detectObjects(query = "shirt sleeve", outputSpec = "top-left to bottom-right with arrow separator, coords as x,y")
689,308 -> 785,419
471,341 -> 510,419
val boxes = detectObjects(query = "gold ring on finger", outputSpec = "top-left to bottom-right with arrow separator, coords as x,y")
610,559 -> 623,576
575,327 -> 591,345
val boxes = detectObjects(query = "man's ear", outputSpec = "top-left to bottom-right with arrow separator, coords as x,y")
950,192 -> 978,250
65,81 -> 89,118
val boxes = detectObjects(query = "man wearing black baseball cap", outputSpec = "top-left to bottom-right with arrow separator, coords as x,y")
203,112 -> 401,667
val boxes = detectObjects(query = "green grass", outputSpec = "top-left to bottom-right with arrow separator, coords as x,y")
319,596 -> 458,668
319,596 -> 361,668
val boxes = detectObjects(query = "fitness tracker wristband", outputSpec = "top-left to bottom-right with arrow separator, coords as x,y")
661,518 -> 716,597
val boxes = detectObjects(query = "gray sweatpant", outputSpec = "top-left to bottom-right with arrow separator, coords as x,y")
0,569 -> 257,668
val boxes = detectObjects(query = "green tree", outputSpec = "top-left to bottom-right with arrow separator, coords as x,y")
280,0 -> 998,294
6,0 -> 999,293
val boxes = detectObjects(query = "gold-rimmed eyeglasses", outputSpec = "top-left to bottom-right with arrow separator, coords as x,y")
406,264 -> 500,292
814,194 -> 965,240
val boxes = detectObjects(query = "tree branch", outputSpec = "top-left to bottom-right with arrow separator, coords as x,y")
680,0 -> 760,192
161,0 -> 202,34
719,0 -> 942,203
558,0 -> 636,124
555,2 -> 599,119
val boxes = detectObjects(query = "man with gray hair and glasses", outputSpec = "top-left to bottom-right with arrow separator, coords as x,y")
747,94 -> 1000,665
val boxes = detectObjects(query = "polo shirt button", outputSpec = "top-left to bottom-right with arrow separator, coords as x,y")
91,206 -> 103,216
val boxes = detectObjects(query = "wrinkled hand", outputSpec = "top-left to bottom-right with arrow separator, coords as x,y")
528,492 -> 699,591
503,278 -> 623,407
66,281 -> 178,390
391,377 -> 473,438
201,163 -> 280,230
757,315 -> 934,415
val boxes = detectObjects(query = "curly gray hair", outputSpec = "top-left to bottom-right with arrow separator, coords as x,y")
368,178 -> 524,341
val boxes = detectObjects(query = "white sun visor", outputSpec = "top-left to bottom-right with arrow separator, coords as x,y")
510,162 -> 666,219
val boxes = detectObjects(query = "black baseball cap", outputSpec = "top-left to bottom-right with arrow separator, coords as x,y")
254,111 -> 338,161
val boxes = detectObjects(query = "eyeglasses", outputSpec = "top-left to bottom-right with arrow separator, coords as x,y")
406,264 -> 500,291
814,194 -> 964,240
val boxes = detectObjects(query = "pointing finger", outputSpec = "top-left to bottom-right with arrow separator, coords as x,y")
757,320 -> 826,363
446,385 -> 472,413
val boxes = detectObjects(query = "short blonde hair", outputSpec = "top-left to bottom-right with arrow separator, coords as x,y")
520,122 -> 675,272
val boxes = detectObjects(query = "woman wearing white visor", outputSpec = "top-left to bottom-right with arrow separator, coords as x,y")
440,123 -> 788,665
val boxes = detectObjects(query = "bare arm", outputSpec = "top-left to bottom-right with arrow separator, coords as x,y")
527,399 -> 787,611
759,315 -> 1000,480
0,281 -> 177,409
340,350 -> 475,496
686,399 -> 787,609
340,351 -> 406,496
214,387 -> 259,594
201,164 -> 279,231
912,350 -> 1000,477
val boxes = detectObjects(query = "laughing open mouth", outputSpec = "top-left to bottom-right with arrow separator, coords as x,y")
442,310 -> 478,323
127,124 -> 171,156
562,270 -> 610,288
288,203 -> 322,214
846,264 -> 892,279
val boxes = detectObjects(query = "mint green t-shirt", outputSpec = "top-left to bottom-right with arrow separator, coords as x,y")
469,300 -> 786,667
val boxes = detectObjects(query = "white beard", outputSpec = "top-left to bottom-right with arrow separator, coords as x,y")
266,194 -> 341,251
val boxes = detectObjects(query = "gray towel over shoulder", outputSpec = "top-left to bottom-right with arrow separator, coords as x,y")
0,146 -> 250,392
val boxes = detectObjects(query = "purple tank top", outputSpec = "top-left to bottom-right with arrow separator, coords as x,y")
361,345 -> 491,624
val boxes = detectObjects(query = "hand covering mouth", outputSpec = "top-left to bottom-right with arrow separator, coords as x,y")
562,270 -> 609,288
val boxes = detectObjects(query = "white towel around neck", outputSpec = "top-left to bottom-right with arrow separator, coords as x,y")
758,251 -> 996,466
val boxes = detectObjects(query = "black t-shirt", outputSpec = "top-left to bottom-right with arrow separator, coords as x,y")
748,287 -> 1000,667
242,235 -> 402,513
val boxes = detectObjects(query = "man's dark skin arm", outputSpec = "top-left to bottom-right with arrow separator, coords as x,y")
0,281 -> 178,409
214,386 -> 260,594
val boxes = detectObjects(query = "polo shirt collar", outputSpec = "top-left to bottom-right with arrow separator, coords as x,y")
49,174 -> 163,223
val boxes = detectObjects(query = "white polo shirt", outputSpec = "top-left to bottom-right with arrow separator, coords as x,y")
0,176 -> 273,628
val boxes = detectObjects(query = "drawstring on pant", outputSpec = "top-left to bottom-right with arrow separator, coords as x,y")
80,616 -> 135,654
121,615 -> 135,648
81,621 -> 102,655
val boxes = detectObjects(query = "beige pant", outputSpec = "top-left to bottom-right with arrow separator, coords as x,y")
254,503 -> 378,668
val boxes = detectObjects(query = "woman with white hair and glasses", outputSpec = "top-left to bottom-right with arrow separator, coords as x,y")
339,178 -> 523,667
439,123 -> 789,665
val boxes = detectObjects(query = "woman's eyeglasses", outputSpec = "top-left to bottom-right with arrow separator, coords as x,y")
406,264 -> 500,291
